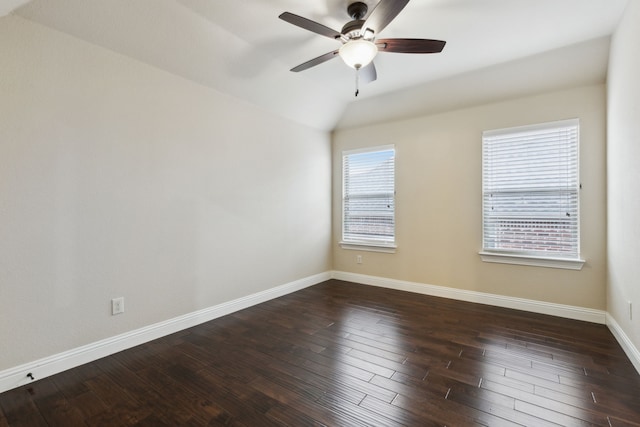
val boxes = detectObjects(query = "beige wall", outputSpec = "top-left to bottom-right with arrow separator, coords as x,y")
607,1 -> 640,352
0,16 -> 332,371
333,84 -> 607,309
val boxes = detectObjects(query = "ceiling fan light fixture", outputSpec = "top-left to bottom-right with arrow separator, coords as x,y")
339,39 -> 378,69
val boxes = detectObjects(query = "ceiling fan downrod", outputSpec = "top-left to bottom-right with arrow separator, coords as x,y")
347,2 -> 368,20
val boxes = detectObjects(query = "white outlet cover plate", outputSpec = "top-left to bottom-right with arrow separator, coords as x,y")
112,297 -> 124,315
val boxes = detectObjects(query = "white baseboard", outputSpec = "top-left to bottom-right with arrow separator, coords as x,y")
606,314 -> 640,374
0,272 -> 330,394
331,271 -> 607,324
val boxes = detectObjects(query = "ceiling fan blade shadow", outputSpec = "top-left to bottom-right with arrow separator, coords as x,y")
291,50 -> 340,72
362,0 -> 409,35
225,36 -> 318,79
377,38 -> 446,53
360,62 -> 377,83
279,12 -> 341,40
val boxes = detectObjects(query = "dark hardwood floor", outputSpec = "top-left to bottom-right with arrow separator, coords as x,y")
2,280 -> 640,426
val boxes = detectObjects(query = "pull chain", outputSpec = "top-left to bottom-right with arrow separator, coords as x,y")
355,67 -> 360,97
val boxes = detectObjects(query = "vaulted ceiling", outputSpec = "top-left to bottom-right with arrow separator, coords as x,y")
4,0 -> 629,130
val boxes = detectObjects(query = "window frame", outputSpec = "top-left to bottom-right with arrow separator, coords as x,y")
479,119 -> 585,270
340,145 -> 397,253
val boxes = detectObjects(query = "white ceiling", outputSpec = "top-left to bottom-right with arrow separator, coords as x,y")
5,0 -> 629,130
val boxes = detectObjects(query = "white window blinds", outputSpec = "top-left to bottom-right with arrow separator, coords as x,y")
342,146 -> 395,246
482,119 -> 580,259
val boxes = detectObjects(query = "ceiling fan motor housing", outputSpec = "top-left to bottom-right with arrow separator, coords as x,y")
341,19 -> 366,38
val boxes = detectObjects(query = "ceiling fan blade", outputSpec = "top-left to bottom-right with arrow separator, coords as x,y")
360,62 -> 377,83
290,50 -> 339,72
279,12 -> 341,40
362,0 -> 410,35
377,38 -> 446,53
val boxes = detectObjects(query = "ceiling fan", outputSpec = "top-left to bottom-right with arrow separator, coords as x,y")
279,0 -> 446,96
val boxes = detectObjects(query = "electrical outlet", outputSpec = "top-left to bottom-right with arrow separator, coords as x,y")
356,255 -> 362,264
112,297 -> 125,315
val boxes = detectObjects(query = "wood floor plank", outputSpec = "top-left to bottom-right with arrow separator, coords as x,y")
49,361 -> 103,399
476,377 -> 609,426
26,378 -> 87,427
358,394 -> 440,427
513,400 -> 597,427
260,352 -> 384,404
2,279 -> 640,426
249,376 -> 371,427
65,391 -> 110,422
83,373 -> 153,426
315,392 -> 401,427
391,392 -> 490,426
369,374 -> 448,403
135,365 -> 234,424
264,403 -> 328,427
0,387 -> 49,427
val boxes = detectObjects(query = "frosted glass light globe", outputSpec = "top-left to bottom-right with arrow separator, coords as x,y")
339,39 -> 378,69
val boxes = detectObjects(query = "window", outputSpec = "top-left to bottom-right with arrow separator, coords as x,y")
481,119 -> 584,270
341,146 -> 396,252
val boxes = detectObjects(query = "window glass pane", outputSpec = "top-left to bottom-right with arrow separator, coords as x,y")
482,120 -> 579,258
343,147 -> 395,245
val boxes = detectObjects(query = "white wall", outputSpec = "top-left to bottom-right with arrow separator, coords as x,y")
333,84 -> 607,310
607,1 -> 640,355
0,16 -> 331,371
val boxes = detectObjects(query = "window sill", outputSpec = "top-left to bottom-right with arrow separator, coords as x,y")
340,242 -> 397,254
479,251 -> 585,270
